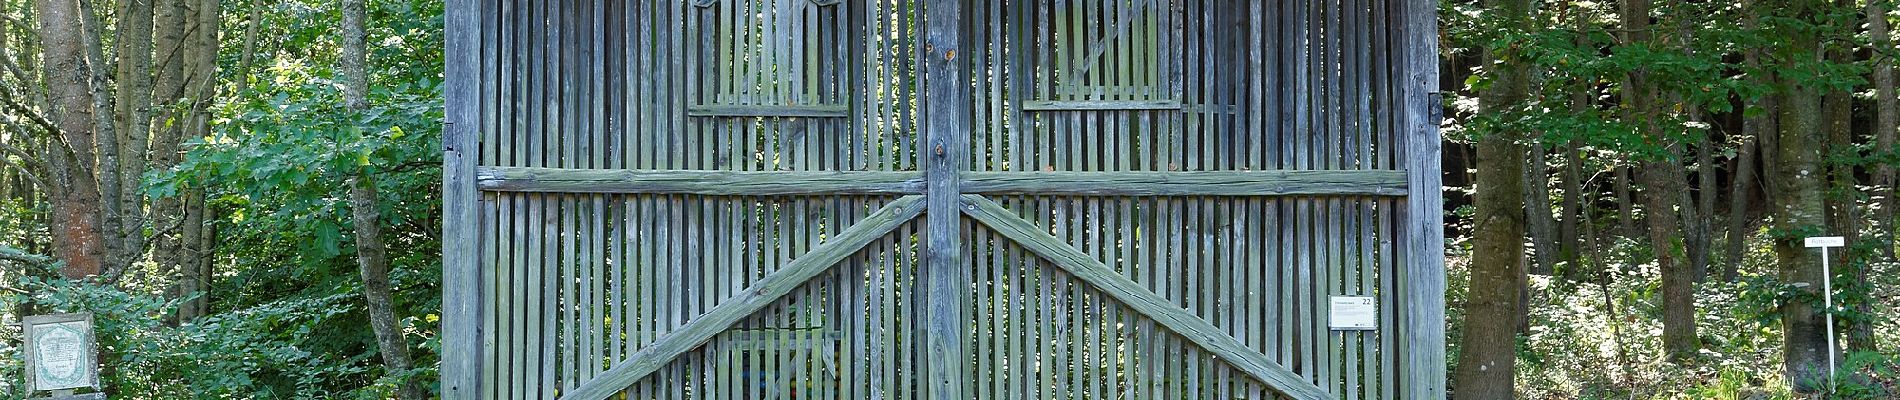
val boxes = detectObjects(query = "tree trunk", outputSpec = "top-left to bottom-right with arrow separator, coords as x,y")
36,0 -> 106,279
1621,0 -> 1697,362
1863,0 -> 1897,354
1691,121 -> 1713,283
1559,2 -> 1589,280
75,0 -> 125,276
1724,138 -> 1755,280
1452,0 -> 1530,397
113,0 -> 154,260
233,0 -> 264,95
174,0 -> 219,323
1772,1 -> 1832,390
1616,168 -> 1636,239
1728,0 -> 1770,277
1672,7 -> 1712,285
152,0 -> 191,324
1648,159 -> 1699,361
341,0 -> 426,397
1527,147 -> 1557,276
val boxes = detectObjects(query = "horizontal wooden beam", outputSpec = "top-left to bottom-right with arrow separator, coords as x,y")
479,167 -> 1407,197
1021,99 -> 1182,111
476,167 -> 925,195
686,104 -> 849,117
561,196 -> 926,400
960,170 -> 1409,196
957,194 -> 1330,400
959,194 -> 1330,400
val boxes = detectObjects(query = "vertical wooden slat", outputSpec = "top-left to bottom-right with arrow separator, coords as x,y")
443,0 -> 481,395
1401,0 -> 1447,396
920,0 -> 968,399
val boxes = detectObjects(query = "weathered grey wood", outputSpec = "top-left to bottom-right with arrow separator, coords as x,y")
921,0 -> 969,398
1402,0 -> 1447,397
452,1 -> 1441,396
477,167 -> 925,195
960,170 -> 1409,196
479,167 -> 1407,198
685,104 -> 849,117
440,0 -> 481,397
1021,99 -> 1181,111
560,195 -> 923,400
959,194 -> 1330,400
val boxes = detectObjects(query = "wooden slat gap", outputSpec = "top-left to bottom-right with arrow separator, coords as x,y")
957,194 -> 1331,400
559,196 -> 926,400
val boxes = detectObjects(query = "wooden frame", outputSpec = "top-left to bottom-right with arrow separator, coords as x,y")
442,0 -> 1446,398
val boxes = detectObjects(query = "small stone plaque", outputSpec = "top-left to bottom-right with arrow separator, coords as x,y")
23,313 -> 97,392
1329,296 -> 1377,331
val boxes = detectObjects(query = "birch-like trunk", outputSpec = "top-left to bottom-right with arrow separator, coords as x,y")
341,0 -> 426,397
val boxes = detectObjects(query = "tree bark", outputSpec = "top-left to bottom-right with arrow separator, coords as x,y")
1723,138 -> 1756,280
113,0 -> 154,258
341,0 -> 425,397
151,0 -> 191,324
1862,0 -> 1897,354
1452,0 -> 1530,396
75,0 -> 125,276
1728,0 -> 1771,278
1690,121 -> 1713,284
1560,1 -> 1587,276
1620,0 -> 1697,362
36,0 -> 106,279
1771,1 -> 1832,391
1527,147 -> 1557,276
173,0 -> 218,323
232,0 -> 264,95
1616,168 -> 1636,239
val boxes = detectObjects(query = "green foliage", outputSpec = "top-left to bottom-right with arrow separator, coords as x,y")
0,264 -> 415,399
1458,213 -> 1900,398
4,1 -> 448,397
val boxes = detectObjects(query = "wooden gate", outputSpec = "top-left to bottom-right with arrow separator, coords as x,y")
440,1 -> 1444,399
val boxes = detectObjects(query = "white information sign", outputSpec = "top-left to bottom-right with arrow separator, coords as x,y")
23,313 -> 97,392
1804,236 -> 1845,248
1329,296 -> 1377,330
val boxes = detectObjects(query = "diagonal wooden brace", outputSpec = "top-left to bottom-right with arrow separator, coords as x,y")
958,194 -> 1331,400
560,196 -> 926,400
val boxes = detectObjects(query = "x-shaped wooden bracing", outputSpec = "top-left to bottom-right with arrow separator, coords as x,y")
552,187 -> 1355,400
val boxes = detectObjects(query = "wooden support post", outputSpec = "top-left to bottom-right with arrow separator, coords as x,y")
1401,0 -> 1447,398
441,0 -> 481,397
922,0 -> 969,398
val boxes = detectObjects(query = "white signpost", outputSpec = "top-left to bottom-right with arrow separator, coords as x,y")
22,313 -> 99,396
1803,236 -> 1845,390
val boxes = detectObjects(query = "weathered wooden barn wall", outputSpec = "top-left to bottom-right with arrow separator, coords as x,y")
440,1 -> 1444,399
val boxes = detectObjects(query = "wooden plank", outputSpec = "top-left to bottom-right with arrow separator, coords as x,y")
921,0 -> 970,398
1021,99 -> 1182,111
959,170 -> 1409,196
1401,0 -> 1446,397
960,194 -> 1329,400
441,0 -> 481,397
477,167 -> 925,195
560,195 -> 922,400
686,104 -> 850,117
